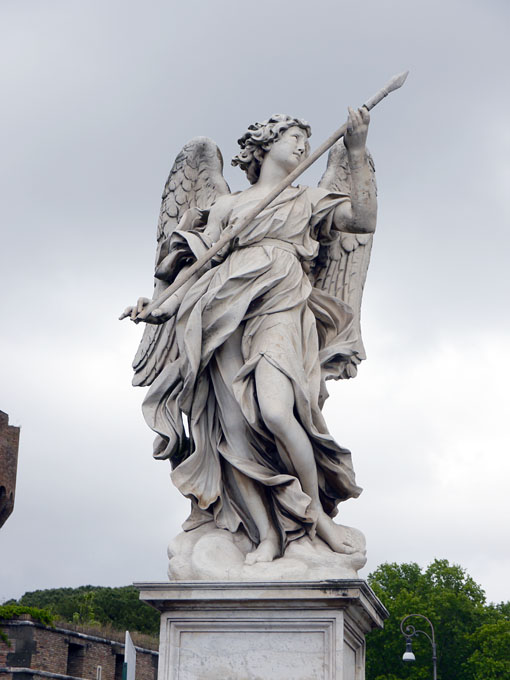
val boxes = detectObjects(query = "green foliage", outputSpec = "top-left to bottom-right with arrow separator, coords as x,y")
366,559 -> 509,680
463,620 -> 510,679
0,604 -> 55,626
14,586 -> 159,636
0,605 -> 55,645
494,601 -> 510,619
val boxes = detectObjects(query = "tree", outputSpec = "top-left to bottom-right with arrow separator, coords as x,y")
463,619 -> 510,679
366,559 -> 507,680
11,585 -> 159,636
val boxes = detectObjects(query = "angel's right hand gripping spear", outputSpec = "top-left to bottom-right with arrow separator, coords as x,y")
123,70 -> 408,323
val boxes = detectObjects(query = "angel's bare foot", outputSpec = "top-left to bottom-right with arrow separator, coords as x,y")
245,535 -> 280,565
316,512 -> 356,554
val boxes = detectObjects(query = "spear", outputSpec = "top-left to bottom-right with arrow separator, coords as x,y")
132,70 -> 408,322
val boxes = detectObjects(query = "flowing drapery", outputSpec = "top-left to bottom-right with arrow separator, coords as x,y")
143,186 -> 363,549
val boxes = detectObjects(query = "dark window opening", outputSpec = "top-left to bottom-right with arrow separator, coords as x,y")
114,653 -> 124,680
66,642 -> 85,677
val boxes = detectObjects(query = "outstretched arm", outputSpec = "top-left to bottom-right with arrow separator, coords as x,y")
333,107 -> 377,234
119,195 -> 231,324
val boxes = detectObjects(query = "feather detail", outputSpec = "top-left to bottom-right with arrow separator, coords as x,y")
133,138 -> 230,387
313,139 -> 377,379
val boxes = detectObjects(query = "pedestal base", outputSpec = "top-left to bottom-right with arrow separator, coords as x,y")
136,580 -> 388,680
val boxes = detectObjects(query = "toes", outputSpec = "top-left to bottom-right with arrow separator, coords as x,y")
244,539 -> 279,565
245,552 -> 256,566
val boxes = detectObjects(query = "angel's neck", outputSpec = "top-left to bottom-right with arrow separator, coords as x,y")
256,161 -> 292,190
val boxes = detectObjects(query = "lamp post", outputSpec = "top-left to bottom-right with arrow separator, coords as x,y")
400,613 -> 437,680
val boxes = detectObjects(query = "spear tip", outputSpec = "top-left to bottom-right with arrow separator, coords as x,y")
389,70 -> 410,92
363,70 -> 410,111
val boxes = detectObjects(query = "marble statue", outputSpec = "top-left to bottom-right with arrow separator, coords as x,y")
121,107 -> 378,579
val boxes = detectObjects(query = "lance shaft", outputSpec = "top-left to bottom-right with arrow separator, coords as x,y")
136,70 -> 408,321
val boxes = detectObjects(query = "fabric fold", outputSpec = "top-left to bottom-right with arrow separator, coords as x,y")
142,186 -> 363,553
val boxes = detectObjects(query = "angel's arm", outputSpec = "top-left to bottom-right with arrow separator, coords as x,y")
201,194 -> 230,243
119,196 -> 231,324
332,107 -> 377,235
142,195 -> 232,323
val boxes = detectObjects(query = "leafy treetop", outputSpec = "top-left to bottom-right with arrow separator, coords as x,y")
4,586 -> 159,636
366,558 -> 509,680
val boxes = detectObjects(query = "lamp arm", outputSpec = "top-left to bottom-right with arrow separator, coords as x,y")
405,627 -> 433,646
400,613 -> 436,644
400,613 -> 437,680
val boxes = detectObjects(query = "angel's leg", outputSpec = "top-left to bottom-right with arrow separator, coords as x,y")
255,358 -> 355,554
255,358 -> 320,507
229,468 -> 280,565
213,329 -> 280,564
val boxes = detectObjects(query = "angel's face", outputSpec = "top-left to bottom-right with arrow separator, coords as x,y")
264,126 -> 309,174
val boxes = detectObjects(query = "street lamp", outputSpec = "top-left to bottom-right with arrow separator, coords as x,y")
402,637 -> 415,662
400,613 -> 437,680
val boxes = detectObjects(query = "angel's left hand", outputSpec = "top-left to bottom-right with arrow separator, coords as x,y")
344,107 -> 370,153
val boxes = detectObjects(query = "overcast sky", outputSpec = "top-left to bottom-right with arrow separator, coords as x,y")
1,0 -> 509,606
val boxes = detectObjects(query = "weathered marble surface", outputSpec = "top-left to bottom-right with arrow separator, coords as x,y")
136,580 -> 388,680
123,109 -> 377,571
168,522 -> 367,581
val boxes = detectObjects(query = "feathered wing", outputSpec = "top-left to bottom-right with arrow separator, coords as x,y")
313,139 -> 377,379
132,137 -> 230,387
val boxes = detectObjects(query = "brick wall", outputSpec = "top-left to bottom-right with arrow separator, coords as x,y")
0,621 -> 158,680
0,629 -> 11,667
31,626 -> 69,674
0,411 -> 20,528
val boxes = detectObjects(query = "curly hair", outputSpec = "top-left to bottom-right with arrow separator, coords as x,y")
231,113 -> 311,185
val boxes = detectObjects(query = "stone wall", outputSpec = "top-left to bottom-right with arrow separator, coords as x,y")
0,411 -> 20,528
0,620 -> 158,680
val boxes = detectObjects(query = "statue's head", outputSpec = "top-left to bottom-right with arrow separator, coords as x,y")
232,114 -> 311,184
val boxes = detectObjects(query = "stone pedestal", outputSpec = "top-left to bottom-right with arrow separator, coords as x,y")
136,580 -> 388,680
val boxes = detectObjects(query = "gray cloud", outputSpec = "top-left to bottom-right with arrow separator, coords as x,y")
1,0 -> 509,604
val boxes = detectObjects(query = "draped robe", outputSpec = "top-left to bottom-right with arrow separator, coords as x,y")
143,186 -> 363,550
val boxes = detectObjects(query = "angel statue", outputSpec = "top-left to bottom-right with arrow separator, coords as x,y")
121,107 -> 377,579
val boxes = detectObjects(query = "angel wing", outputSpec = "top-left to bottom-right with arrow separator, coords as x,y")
132,137 -> 230,386
313,139 -> 377,379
